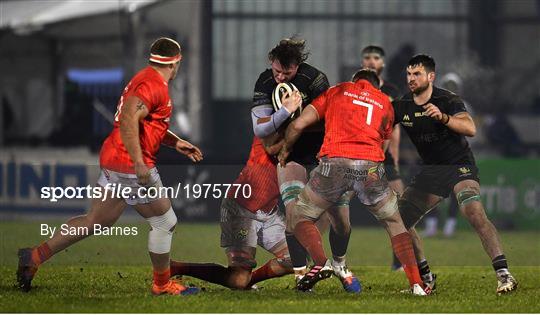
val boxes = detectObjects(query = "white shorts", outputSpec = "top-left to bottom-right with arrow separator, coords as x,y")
220,198 -> 286,252
97,167 -> 163,206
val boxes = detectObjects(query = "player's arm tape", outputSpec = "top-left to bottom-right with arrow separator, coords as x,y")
251,105 -> 291,138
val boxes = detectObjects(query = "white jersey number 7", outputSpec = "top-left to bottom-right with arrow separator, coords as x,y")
353,100 -> 373,125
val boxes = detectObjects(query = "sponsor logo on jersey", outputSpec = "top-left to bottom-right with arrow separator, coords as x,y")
415,111 -> 427,117
402,115 -> 413,127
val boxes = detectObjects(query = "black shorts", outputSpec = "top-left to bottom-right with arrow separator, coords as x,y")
383,151 -> 400,181
410,164 -> 480,198
384,163 -> 401,181
288,131 -> 324,166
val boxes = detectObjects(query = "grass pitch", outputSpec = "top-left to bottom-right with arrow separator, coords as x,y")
0,221 -> 539,313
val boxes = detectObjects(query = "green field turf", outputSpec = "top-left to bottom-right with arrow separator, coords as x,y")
1,221 -> 539,313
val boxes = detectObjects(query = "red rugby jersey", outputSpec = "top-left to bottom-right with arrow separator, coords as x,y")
100,66 -> 172,173
227,137 -> 280,213
311,79 -> 394,162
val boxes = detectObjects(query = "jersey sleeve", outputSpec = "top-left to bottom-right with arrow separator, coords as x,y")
446,94 -> 467,115
132,81 -> 161,112
308,72 -> 330,100
392,100 -> 401,125
311,88 -> 330,120
252,73 -> 273,109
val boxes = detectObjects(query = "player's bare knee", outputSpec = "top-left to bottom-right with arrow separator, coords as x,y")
328,199 -> 351,233
285,191 -> 318,231
226,267 -> 251,289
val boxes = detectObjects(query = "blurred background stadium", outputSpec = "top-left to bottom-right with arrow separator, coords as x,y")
0,0 -> 539,238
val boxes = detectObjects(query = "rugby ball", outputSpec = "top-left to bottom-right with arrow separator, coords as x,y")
272,82 -> 302,118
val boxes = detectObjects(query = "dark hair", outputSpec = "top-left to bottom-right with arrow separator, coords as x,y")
362,45 -> 385,57
351,69 -> 380,87
149,37 -> 181,66
268,37 -> 309,69
407,54 -> 436,73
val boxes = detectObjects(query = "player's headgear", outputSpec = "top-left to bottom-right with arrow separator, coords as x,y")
268,37 -> 309,68
362,45 -> 385,58
408,54 -> 436,73
149,37 -> 182,64
351,68 -> 380,88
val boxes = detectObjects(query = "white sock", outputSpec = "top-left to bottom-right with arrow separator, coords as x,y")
332,256 -> 346,268
424,217 -> 438,235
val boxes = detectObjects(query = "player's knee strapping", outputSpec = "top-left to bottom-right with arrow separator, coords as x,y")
335,191 -> 353,208
371,193 -> 398,221
146,207 -> 177,254
398,198 -> 428,229
279,180 -> 305,207
456,187 -> 481,207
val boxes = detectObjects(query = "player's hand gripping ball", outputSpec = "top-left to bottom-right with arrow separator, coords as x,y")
272,82 -> 302,118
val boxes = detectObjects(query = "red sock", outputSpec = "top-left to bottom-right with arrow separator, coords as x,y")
391,232 -> 422,286
249,259 -> 280,286
31,242 -> 52,266
294,221 -> 327,266
153,268 -> 171,287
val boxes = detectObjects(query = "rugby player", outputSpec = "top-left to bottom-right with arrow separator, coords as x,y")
393,54 -> 518,294
278,69 -> 429,295
361,45 -> 403,196
253,38 -> 360,292
17,38 -> 203,296
169,111 -> 292,289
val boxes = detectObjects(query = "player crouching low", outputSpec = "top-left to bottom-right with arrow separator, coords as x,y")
168,133 -> 293,289
278,69 -> 430,296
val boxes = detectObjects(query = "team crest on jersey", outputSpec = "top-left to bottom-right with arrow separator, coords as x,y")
235,229 -> 249,240
403,114 -> 410,121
